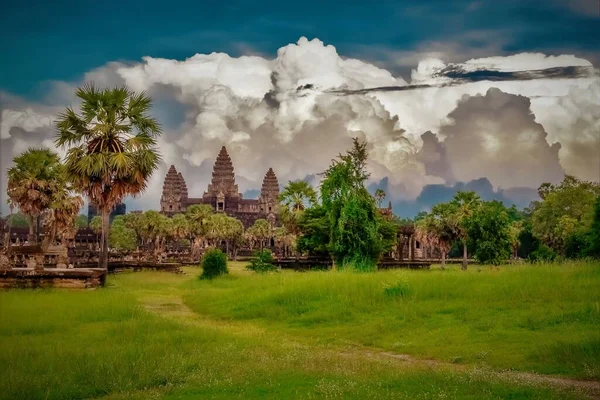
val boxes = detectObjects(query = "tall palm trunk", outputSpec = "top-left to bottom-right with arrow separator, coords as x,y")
461,241 -> 468,271
440,247 -> 446,269
26,215 -> 35,244
99,210 -> 110,269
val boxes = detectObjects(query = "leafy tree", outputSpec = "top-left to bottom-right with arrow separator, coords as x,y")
109,215 -> 137,251
374,189 -> 386,207
531,175 -> 599,254
200,248 -> 228,279
90,216 -> 102,234
6,213 -> 29,228
583,196 -> 600,258
467,201 -> 511,265
508,220 -> 524,259
55,83 -> 162,269
320,138 -> 383,271
296,206 -> 330,256
246,249 -> 277,273
450,191 -> 481,270
76,214 -> 88,228
90,215 -> 103,248
6,148 -> 66,243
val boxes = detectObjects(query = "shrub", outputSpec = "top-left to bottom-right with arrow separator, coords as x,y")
200,248 -> 228,279
528,244 -> 556,263
246,250 -> 277,273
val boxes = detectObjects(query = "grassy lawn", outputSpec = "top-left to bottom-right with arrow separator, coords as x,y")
1,261 -> 599,399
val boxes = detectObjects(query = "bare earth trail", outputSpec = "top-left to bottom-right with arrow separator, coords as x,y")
141,294 -> 600,400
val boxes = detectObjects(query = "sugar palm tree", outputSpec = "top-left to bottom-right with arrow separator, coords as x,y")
44,191 -> 84,248
55,83 -> 162,269
450,191 -> 481,270
185,204 -> 213,253
6,148 -> 65,244
279,180 -> 317,234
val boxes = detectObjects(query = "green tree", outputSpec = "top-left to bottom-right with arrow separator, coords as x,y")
6,148 -> 65,243
321,138 -> 382,271
450,191 -> 481,270
109,216 -> 137,251
76,214 -> 88,228
55,83 -> 162,269
90,215 -> 102,248
296,206 -> 330,256
532,175 -> 599,254
467,201 -> 511,265
6,213 -> 29,228
583,196 -> 600,258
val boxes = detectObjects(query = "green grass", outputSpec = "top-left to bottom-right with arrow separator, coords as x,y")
0,261 -> 598,399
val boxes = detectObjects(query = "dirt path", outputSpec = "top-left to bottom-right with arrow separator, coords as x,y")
142,295 -> 600,399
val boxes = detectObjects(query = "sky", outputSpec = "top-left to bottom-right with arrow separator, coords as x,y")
1,0 -> 599,216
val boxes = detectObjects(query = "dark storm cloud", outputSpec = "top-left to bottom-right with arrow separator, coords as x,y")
328,65 -> 596,95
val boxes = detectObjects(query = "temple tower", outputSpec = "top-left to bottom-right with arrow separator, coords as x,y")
160,165 -> 187,213
259,167 -> 280,215
203,146 -> 240,211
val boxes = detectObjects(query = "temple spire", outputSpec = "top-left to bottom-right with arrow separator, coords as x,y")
206,146 -> 239,197
260,167 -> 280,201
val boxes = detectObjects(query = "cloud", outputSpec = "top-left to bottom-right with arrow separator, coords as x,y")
1,37 -> 598,215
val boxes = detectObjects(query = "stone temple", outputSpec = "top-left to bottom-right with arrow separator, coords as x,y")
160,146 -> 280,228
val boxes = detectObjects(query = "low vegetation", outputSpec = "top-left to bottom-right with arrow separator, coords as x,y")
246,249 -> 277,273
1,261 -> 598,399
200,248 -> 228,279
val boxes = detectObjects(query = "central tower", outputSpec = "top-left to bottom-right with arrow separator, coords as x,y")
202,146 -> 240,211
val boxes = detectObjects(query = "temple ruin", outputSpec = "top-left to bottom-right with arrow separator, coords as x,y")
160,146 -> 280,228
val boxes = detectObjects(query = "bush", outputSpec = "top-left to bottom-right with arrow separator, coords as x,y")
528,244 -> 556,263
200,248 -> 228,279
246,250 -> 277,273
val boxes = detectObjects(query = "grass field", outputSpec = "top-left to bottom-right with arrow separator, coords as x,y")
1,261 -> 599,399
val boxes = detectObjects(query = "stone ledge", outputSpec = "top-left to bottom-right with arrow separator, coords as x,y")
0,268 -> 106,289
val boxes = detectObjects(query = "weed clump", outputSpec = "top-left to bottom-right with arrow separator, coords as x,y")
200,248 -> 228,279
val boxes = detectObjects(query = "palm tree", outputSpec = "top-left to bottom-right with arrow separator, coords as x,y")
44,191 -> 84,248
417,204 -> 456,268
247,219 -> 271,250
185,204 -> 213,255
6,148 -> 65,244
374,189 -> 386,207
450,191 -> 481,270
55,83 -> 162,269
279,180 -> 317,234
170,214 -> 190,249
